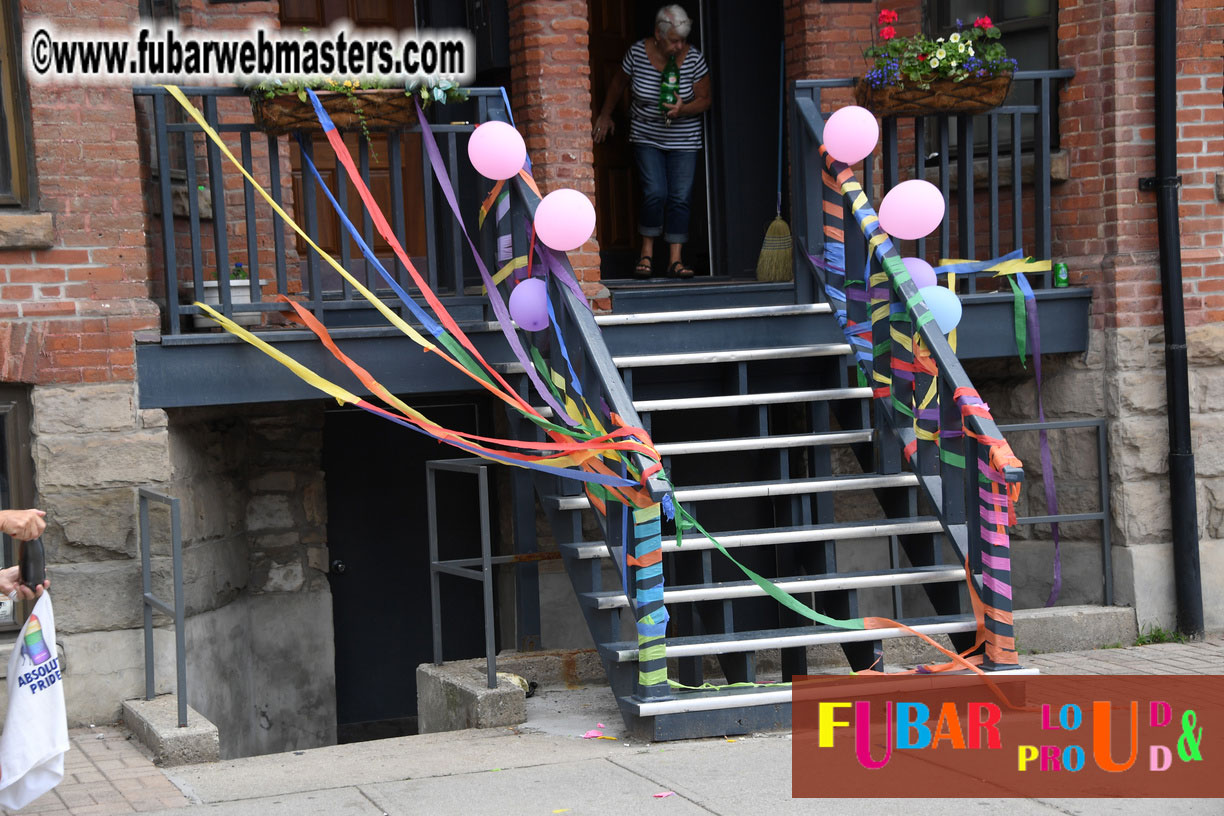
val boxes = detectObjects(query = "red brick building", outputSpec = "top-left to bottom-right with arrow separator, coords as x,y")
0,0 -> 1218,756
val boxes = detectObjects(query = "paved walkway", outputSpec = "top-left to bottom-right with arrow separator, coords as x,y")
3,634 -> 1222,815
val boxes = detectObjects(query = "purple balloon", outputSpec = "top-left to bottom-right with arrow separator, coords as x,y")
823,105 -> 879,165
901,256 -> 937,290
467,121 -> 526,181
508,277 -> 550,331
878,180 -> 945,240
534,188 -> 596,252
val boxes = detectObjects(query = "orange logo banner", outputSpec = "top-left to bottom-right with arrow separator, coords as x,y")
792,674 -> 1221,798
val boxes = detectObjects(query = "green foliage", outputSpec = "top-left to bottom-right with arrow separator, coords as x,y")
1134,625 -> 1190,646
863,8 -> 1017,90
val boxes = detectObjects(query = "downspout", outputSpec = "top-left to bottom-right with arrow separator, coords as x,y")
1148,3 -> 1203,637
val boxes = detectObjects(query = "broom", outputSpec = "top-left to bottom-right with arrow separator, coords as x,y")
756,43 -> 793,282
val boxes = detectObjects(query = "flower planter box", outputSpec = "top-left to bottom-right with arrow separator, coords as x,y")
251,89 -> 419,135
854,73 -> 1012,118
188,279 -> 266,329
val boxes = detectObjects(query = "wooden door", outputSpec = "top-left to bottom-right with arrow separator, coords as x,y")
280,0 -> 428,282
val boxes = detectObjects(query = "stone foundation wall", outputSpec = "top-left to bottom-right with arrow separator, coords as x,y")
26,382 -> 335,755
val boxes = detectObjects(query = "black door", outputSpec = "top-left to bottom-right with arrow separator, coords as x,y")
323,399 -> 492,742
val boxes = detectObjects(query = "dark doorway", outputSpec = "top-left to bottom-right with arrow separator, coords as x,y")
589,1 -> 784,281
589,0 -> 710,279
323,398 -> 493,742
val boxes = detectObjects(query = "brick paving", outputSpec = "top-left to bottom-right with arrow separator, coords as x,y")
1,726 -> 187,815
0,634 -> 1220,815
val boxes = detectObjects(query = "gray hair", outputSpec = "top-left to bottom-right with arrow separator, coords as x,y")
655,4 -> 692,39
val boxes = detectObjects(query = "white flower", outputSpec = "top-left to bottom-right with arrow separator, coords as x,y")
958,43 -> 966,53
929,58 -> 940,68
949,32 -> 961,43
937,37 -> 945,43
950,60 -> 959,68
936,48 -> 947,59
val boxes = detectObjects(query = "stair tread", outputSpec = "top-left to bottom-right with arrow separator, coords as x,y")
612,344 -> 851,369
581,564 -> 966,609
562,516 -> 944,560
634,387 -> 872,412
545,472 -> 919,511
594,302 -> 830,327
654,429 -> 872,456
604,614 -> 978,662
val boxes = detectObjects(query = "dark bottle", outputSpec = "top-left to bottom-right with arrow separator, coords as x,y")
20,537 -> 45,591
658,54 -> 679,123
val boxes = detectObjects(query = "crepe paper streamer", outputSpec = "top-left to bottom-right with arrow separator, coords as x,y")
582,729 -> 603,739
411,100 -> 578,427
653,792 -> 676,799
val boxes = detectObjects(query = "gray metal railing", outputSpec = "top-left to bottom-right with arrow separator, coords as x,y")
792,84 -> 1029,667
133,86 -> 515,334
137,488 -> 186,727
1000,418 -> 1113,605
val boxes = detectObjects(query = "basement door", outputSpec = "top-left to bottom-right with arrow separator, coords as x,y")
323,400 -> 491,742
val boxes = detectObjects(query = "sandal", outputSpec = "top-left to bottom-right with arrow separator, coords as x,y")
633,256 -> 653,278
667,260 -> 694,278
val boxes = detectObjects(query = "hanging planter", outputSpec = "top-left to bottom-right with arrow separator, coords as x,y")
251,89 -> 420,136
853,73 -> 1012,117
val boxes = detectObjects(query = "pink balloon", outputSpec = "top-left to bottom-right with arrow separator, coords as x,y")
508,277 -> 549,331
534,189 -> 596,252
901,256 -> 937,289
823,105 -> 879,165
878,180 -> 945,240
467,121 -> 526,181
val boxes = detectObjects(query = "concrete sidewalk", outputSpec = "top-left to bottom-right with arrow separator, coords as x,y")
6,635 -> 1223,816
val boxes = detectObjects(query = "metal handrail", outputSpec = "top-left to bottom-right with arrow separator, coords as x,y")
791,87 -> 1026,666
137,488 -> 186,727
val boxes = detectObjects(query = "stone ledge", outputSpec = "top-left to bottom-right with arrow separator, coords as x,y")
122,694 -> 219,766
0,212 -> 54,249
416,661 -> 526,734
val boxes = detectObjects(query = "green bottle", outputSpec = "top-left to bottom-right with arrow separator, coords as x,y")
1053,262 -> 1069,287
658,54 -> 679,124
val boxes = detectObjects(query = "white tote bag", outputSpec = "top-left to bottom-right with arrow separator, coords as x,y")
0,593 -> 69,810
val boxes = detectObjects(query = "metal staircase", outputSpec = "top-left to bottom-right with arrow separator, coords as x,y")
488,87 -> 1025,740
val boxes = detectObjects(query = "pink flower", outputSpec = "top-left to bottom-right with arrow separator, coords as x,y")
878,9 -> 899,26
974,15 -> 994,29
879,26 -> 896,40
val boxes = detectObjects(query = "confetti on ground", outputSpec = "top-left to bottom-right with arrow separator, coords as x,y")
653,792 -> 676,799
553,810 -> 570,814
597,722 -> 606,728
582,729 -> 603,739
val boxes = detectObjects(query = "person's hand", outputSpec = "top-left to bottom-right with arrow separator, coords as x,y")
0,509 -> 46,542
662,98 -> 683,120
592,114 -> 615,143
0,565 -> 48,602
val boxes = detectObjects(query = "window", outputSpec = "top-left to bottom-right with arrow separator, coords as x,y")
0,385 -> 34,630
929,1 -> 1060,156
0,6 -> 36,208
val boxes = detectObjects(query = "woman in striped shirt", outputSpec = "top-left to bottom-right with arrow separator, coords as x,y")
593,4 -> 712,278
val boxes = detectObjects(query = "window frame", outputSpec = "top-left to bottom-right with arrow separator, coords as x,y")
0,5 -> 37,209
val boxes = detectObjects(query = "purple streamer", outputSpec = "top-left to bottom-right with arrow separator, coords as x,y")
1023,283 -> 1063,606
414,102 -> 576,426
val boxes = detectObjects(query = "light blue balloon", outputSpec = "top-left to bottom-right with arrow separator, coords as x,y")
918,285 -> 963,334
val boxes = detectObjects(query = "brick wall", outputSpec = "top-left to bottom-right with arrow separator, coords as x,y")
0,0 -> 285,386
507,0 -> 606,307
1054,0 -> 1224,330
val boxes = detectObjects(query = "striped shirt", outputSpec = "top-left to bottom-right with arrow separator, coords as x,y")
621,40 -> 709,151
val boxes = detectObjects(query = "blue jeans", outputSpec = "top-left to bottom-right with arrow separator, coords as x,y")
633,145 -> 698,245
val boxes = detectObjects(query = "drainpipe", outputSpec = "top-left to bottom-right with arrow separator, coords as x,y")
1146,3 -> 1203,637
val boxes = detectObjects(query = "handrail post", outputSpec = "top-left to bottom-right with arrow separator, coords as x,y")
137,488 -> 188,727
